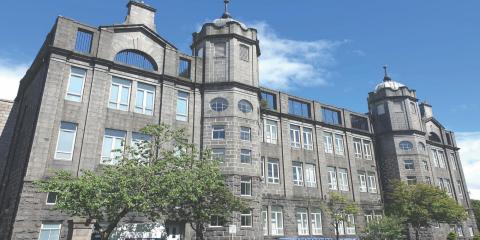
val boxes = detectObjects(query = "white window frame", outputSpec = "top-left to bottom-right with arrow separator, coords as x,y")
450,153 -> 457,170
345,214 -> 356,235
39,223 -> 62,240
240,176 -> 252,196
264,119 -> 278,144
302,127 -> 313,150
324,132 -> 333,154
240,149 -> 251,164
328,167 -> 337,190
271,207 -> 284,236
212,148 -> 225,162
65,67 -> 86,102
367,173 -> 377,193
404,159 -> 415,170
363,140 -> 372,159
290,124 -> 301,148
457,181 -> 464,198
108,77 -> 131,111
292,162 -> 304,186
262,207 -> 268,236
353,138 -> 362,158
135,82 -> 155,115
296,208 -> 309,236
212,125 -> 225,140
338,169 -> 349,192
311,210 -> 322,235
358,172 -> 367,192
438,150 -> 446,168
54,122 -> 77,161
267,159 -> 280,184
304,164 -> 317,188
335,134 -> 345,155
101,129 -> 126,165
175,91 -> 189,121
45,192 -> 58,205
241,210 -> 253,227
240,126 -> 251,141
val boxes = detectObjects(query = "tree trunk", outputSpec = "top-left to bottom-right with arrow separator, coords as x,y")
415,227 -> 420,240
195,223 -> 205,240
335,222 -> 340,240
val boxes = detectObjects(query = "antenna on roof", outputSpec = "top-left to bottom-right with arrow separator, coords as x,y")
383,65 -> 391,82
222,0 -> 232,18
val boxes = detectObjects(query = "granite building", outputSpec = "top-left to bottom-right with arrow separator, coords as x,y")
0,1 -> 476,239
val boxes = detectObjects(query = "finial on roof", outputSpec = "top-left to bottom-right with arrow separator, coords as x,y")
222,0 -> 232,19
383,65 -> 391,82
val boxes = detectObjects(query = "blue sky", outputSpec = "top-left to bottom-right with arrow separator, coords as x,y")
0,0 -> 479,198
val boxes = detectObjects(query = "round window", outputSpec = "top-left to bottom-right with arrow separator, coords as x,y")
210,98 -> 229,112
399,141 -> 413,151
238,100 -> 253,113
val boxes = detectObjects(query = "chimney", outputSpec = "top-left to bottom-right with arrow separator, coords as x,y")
419,101 -> 433,119
124,1 -> 157,31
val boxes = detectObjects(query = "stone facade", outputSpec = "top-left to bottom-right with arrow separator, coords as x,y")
0,1 -> 476,240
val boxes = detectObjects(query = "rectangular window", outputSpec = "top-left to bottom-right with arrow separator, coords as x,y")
444,179 -> 453,197
376,103 -> 385,115
271,207 -> 284,236
175,91 -> 189,121
337,220 -> 345,235
438,150 -> 446,168
178,58 -> 191,79
296,208 -> 309,235
404,160 -> 415,170
267,159 -> 280,184
262,206 -> 268,236
75,29 -> 93,54
214,42 -> 226,57
241,176 -> 252,196
212,148 -> 225,162
450,153 -> 457,170
351,115 -> 369,131
431,149 -> 439,167
241,210 -> 253,227
457,181 -> 464,198
240,149 -> 251,164
212,125 -> 225,139
392,101 -> 403,113
468,227 -> 474,237
338,168 -> 349,191
240,44 -> 249,61
422,160 -> 429,171
358,172 -> 367,192
363,140 -> 372,159
324,132 -> 333,154
407,176 -> 417,185
261,157 -> 265,180
101,129 -> 126,164
46,192 -> 58,205
367,173 -> 377,193
425,176 -> 432,185
131,132 -> 150,160
304,164 -> 317,188
54,122 -> 77,160
264,119 -> 278,144
290,124 -> 301,148
335,134 -> 345,155
292,162 -> 304,186
353,138 -> 362,158
311,210 -> 322,235
345,214 -> 356,235
288,99 -> 311,118
109,77 -> 131,111
322,107 -> 342,125
457,225 -> 464,237
260,92 -> 277,110
39,223 -> 61,240
240,127 -> 251,141
210,216 -> 225,227
65,67 -> 86,102
135,82 -> 155,115
303,127 -> 313,150
327,167 -> 337,190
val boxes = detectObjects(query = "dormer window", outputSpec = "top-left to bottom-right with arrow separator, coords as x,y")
350,115 -> 369,131
178,58 -> 191,79
322,107 -> 341,125
288,99 -> 311,118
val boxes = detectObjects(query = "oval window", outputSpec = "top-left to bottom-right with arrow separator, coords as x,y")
399,141 -> 413,151
210,98 -> 228,112
238,100 -> 253,113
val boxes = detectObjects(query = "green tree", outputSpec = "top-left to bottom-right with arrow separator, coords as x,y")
385,181 -> 467,240
36,124 -> 244,240
472,199 -> 480,231
360,216 -> 405,240
473,234 -> 480,240
323,192 -> 360,240
447,232 -> 458,240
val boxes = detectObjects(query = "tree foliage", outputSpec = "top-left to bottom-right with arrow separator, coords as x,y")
323,192 -> 359,240
385,181 -> 467,240
36,124 -> 244,240
360,216 -> 405,240
447,231 -> 458,240
472,199 -> 480,231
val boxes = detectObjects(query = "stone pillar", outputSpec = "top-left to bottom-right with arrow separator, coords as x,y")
69,218 -> 94,240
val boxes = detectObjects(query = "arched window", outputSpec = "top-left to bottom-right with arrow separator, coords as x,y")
399,141 -> 413,151
238,100 -> 253,113
210,98 -> 228,112
428,132 -> 441,143
114,50 -> 158,71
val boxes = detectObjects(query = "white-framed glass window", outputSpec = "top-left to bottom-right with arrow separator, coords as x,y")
261,157 -> 265,181
212,148 -> 225,162
46,192 -> 58,205
450,153 -> 457,170
404,159 -> 415,170
101,129 -> 126,164
39,223 -> 61,240
292,162 -> 304,186
240,149 -> 251,164
262,206 -> 268,236
175,91 -> 189,121
296,208 -> 309,235
267,159 -> 280,184
65,67 -> 86,102
271,207 -> 284,236
327,167 -> 337,190
457,180 -> 464,198
468,227 -> 474,237
367,173 -> 377,193
290,124 -> 301,148
135,82 -> 155,115
363,140 -> 372,159
304,164 -> 317,188
353,138 -> 362,158
238,99 -> 253,113
240,126 -> 251,141
337,220 -> 345,235
131,132 -> 150,159
338,168 -> 349,191
407,176 -> 417,185
264,119 -> 278,144
399,141 -> 413,151
241,210 -> 253,227
335,134 -> 345,155
438,150 -> 446,168
303,127 -> 313,150
346,214 -> 356,235
212,125 -> 225,139
444,179 -> 453,196
240,176 -> 252,196
109,77 -> 131,111
422,160 -> 429,171
311,209 -> 322,235
358,172 -> 367,192
210,97 -> 228,112
431,149 -> 439,167
365,214 -> 373,224
324,132 -> 333,154
209,216 -> 224,227
54,122 -> 77,160
457,225 -> 464,237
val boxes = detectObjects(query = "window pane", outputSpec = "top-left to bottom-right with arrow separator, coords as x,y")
110,85 -> 119,103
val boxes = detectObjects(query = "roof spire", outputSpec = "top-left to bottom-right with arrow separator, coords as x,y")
383,65 -> 392,82
222,0 -> 232,19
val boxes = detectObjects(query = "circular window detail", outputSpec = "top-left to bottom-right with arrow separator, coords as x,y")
238,100 -> 253,113
399,141 -> 413,151
210,97 -> 229,112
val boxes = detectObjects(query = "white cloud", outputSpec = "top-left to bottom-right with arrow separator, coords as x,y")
252,22 -> 345,90
0,58 -> 28,100
456,132 -> 480,200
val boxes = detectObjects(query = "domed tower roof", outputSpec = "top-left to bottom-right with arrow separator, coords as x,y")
374,65 -> 405,93
210,0 -> 248,29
